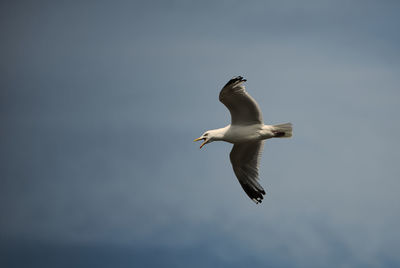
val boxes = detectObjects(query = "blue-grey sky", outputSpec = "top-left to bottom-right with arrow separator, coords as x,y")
1,0 -> 400,267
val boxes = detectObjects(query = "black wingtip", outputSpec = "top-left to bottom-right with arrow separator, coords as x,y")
223,75 -> 246,88
240,182 -> 266,204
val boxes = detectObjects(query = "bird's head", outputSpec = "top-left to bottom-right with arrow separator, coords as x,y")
193,130 -> 216,149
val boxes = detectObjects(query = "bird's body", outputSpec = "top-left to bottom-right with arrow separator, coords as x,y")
202,124 -> 276,144
194,76 -> 292,204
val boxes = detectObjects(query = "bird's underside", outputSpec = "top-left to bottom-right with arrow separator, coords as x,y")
194,76 -> 292,204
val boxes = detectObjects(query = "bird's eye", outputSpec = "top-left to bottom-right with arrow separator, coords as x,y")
204,133 -> 208,136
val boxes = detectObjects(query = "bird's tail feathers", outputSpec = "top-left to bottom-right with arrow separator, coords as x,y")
272,123 -> 292,138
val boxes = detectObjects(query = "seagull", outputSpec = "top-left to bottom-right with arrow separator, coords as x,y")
194,76 -> 292,204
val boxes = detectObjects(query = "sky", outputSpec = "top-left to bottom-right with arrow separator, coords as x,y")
1,0 -> 400,267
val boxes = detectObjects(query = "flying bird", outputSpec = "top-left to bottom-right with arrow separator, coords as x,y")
194,76 -> 292,204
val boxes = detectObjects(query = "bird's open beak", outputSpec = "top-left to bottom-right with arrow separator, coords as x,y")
193,137 -> 207,149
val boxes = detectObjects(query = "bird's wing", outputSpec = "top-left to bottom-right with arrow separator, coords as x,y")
230,141 -> 266,204
219,76 -> 263,125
